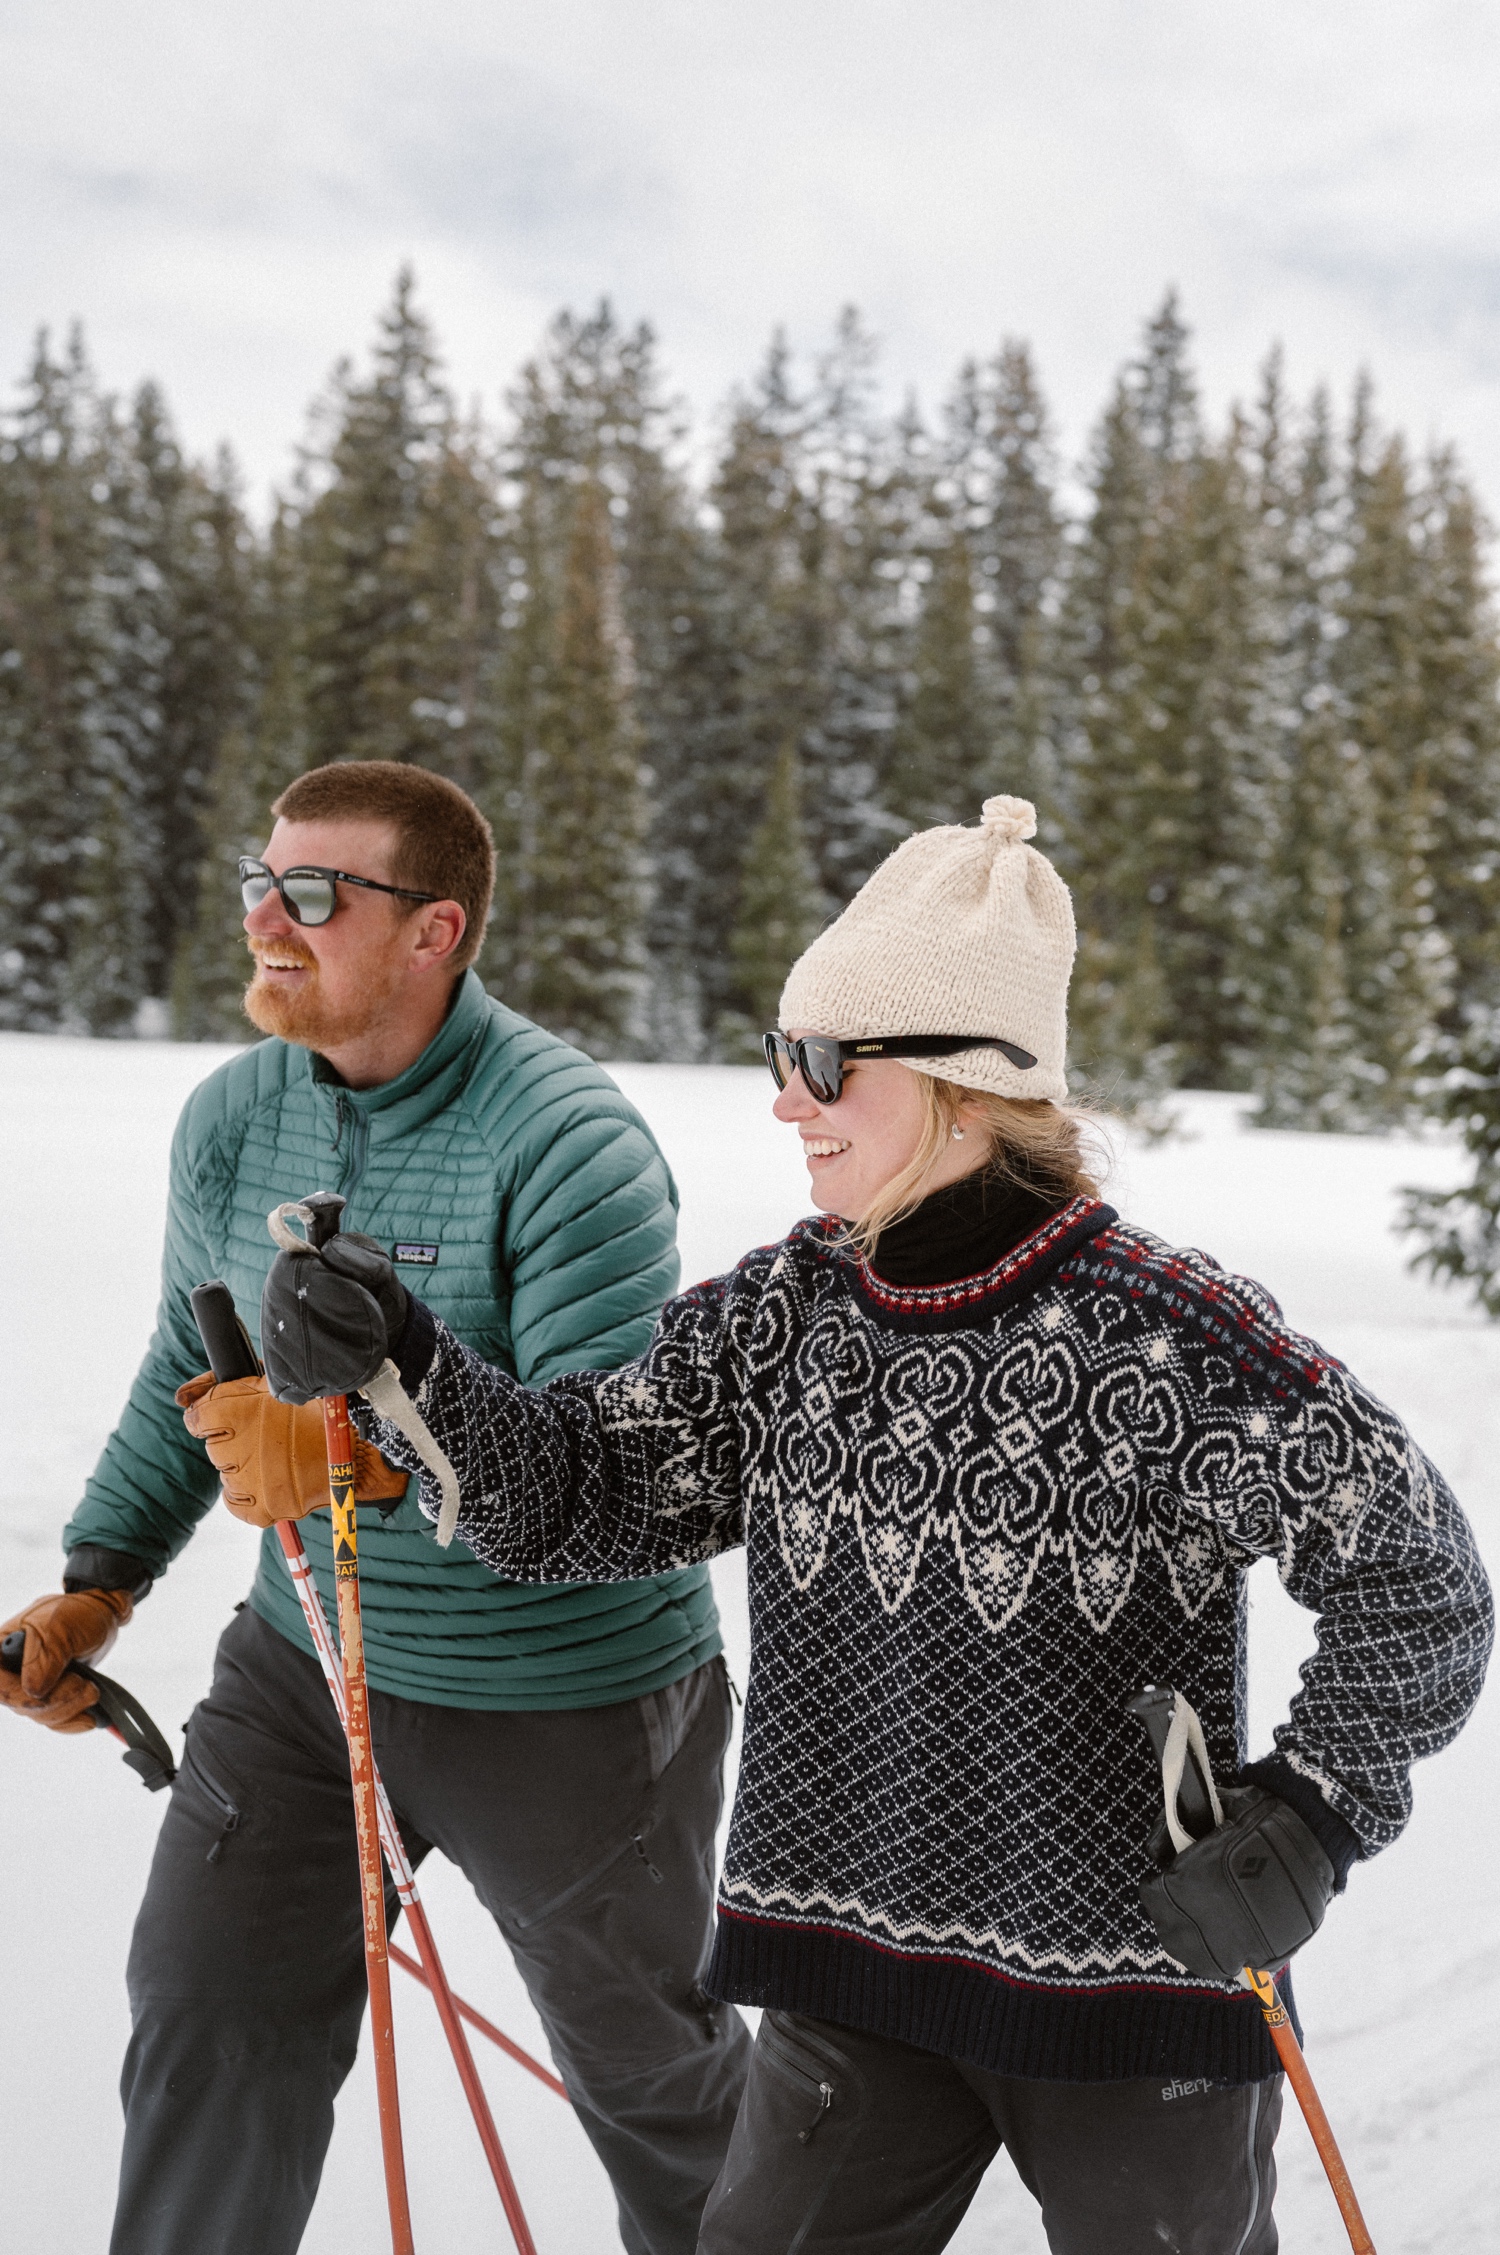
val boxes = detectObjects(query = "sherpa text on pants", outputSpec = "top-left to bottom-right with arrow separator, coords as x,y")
111,1606 -> 750,2255
698,2011 -> 1282,2255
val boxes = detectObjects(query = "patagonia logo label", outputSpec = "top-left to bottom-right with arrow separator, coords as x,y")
392,1242 -> 440,1267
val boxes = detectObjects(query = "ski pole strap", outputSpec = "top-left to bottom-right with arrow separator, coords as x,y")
76,1664 -> 178,1790
1158,1692 -> 1224,1853
267,1199 -> 463,1548
361,1358 -> 462,1548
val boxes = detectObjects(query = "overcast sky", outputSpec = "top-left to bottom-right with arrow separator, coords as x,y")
6,2 -> 1500,510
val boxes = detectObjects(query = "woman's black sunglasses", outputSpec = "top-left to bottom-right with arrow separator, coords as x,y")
239,858 -> 439,929
763,1032 -> 1038,1106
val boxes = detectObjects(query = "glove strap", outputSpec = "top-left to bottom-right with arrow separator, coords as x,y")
1159,1693 -> 1225,1854
361,1358 -> 462,1549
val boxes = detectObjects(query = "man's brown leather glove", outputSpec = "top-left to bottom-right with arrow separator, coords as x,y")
0,1588 -> 133,1732
177,1372 -> 410,1528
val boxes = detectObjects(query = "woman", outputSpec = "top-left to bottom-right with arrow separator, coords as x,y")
266,797 -> 1492,2254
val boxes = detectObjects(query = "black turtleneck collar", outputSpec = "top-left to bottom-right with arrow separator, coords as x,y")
867,1166 -> 1064,1287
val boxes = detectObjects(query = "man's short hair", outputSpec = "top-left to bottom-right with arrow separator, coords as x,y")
272,762 -> 495,974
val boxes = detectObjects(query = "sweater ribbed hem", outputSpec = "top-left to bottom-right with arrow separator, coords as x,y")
707,1909 -> 1290,2085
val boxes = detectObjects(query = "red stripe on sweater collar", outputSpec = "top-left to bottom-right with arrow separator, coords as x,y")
841,1194 -> 1114,1315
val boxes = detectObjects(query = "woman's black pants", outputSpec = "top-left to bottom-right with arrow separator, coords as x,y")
698,2009 -> 1282,2255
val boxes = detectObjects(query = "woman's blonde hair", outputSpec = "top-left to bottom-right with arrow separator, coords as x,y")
844,1073 -> 1104,1262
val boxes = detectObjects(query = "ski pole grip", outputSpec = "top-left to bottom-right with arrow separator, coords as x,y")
1127,1684 -> 1175,1764
1,1630 -> 110,1738
1127,1684 -> 1219,1839
301,1191 -> 346,1250
189,1282 -> 261,1385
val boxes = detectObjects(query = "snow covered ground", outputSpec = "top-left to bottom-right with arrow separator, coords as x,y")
1,1034 -> 1496,2253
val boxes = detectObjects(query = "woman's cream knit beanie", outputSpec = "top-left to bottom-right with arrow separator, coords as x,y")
779,796 -> 1075,1102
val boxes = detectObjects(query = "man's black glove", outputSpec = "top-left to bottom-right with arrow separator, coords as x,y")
1140,1785 -> 1335,1982
261,1233 -> 409,1405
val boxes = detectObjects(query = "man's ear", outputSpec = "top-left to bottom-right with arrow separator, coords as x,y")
409,901 -> 467,972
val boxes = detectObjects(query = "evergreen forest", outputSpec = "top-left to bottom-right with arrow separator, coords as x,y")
5,276 -> 1500,1296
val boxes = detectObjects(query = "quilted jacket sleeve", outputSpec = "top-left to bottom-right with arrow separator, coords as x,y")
493,1051 -> 681,1384
365,1274 -> 746,1581
61,1096 -> 226,1576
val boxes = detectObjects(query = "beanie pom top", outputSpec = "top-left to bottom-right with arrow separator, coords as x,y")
981,794 -> 1037,845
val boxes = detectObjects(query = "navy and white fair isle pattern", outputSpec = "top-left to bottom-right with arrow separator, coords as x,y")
367,1197 -> 1493,2084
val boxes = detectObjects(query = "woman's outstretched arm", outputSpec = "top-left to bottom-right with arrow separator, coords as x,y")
362,1271 -> 747,1583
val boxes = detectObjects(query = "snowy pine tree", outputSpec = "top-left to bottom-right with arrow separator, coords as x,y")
886,342 -> 1063,836
0,330 -> 150,1032
482,305 -> 714,1054
487,475 -> 646,1054
721,737 -> 827,1059
294,268 -> 499,780
172,506 -> 309,1038
1241,374 -> 1361,1126
1059,298 -> 1264,1100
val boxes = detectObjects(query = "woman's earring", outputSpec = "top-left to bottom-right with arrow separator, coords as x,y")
951,1124 -> 965,1140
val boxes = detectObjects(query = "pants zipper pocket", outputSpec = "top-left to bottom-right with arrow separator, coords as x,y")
760,2015 -> 840,2144
183,1742 -> 243,1865
797,2081 -> 834,2143
631,1829 -> 664,1883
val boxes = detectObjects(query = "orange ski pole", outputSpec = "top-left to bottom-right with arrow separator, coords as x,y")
278,1524 -> 549,2255
1129,1687 -> 1378,2255
1244,1967 -> 1376,2254
278,1517 -> 564,2104
193,1276 -> 549,2248
326,1391 -> 416,2255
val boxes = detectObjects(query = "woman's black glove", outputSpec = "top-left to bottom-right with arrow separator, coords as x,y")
1139,1785 -> 1335,1981
261,1233 -> 410,1405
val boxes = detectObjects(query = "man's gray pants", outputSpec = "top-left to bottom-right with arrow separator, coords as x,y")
111,1606 -> 750,2255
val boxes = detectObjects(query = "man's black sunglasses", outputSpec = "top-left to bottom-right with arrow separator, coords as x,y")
239,858 -> 439,929
764,1032 -> 1038,1106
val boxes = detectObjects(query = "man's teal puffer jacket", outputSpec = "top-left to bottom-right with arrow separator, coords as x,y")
63,971 -> 721,1708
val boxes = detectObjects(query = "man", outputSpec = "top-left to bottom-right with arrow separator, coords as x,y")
0,760 -> 749,2255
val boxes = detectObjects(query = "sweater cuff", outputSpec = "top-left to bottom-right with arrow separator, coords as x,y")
1241,1754 -> 1364,1890
390,1294 -> 439,1396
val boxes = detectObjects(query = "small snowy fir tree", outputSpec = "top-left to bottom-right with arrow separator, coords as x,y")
0,329 -> 138,1032
1403,1002 -> 1500,1314
487,304 -> 716,1057
721,738 -> 827,1060
490,477 -> 646,1056
294,267 -> 499,778
885,517 -> 991,833
1059,298 -> 1265,1102
172,505 -> 309,1038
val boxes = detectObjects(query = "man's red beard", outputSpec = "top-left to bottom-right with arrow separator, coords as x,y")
243,940 -> 393,1050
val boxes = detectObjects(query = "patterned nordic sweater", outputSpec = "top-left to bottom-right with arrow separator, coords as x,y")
365,1196 -> 1494,2085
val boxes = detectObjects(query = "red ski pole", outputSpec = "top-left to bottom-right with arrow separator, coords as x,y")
325,1390 -> 416,2255
387,1939 -> 570,2102
276,1522 -> 553,2252
191,1280 -> 556,2254
276,1526 -> 566,2100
